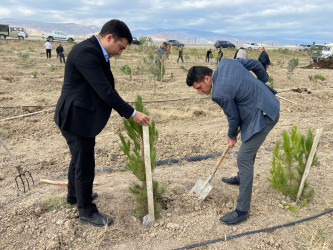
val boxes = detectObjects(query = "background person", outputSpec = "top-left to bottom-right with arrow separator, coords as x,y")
234,47 -> 248,59
44,39 -> 52,59
154,41 -> 172,63
54,19 -> 150,227
205,48 -> 212,62
185,59 -> 280,225
217,48 -> 223,63
56,44 -> 66,63
177,46 -> 184,63
258,47 -> 270,71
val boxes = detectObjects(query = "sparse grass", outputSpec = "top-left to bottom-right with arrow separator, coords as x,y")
180,65 -> 188,72
28,47 -> 35,52
277,60 -> 285,67
40,194 -> 71,211
309,74 -> 327,89
17,51 -> 29,62
295,223 -> 332,249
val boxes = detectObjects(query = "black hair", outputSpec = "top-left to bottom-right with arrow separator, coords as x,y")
186,66 -> 213,86
99,19 -> 133,45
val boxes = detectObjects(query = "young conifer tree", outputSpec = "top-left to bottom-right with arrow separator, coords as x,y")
267,125 -> 317,202
119,95 -> 165,217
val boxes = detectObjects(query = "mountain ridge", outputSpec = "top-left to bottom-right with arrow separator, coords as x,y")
0,18 -> 286,46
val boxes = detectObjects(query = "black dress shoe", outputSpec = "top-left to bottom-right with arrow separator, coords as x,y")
221,176 -> 240,186
220,210 -> 249,225
66,192 -> 98,205
79,212 -> 113,227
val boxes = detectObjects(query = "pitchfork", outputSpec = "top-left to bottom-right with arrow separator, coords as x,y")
0,135 -> 34,193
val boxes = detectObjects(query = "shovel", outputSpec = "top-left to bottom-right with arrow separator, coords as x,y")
190,129 -> 239,200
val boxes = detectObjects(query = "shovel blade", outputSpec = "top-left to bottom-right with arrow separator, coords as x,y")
189,179 -> 213,200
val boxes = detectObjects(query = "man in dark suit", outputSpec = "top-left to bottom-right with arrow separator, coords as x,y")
186,58 -> 280,225
54,19 -> 150,227
258,47 -> 270,71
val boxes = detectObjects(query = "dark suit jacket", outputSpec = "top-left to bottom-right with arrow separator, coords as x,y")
258,51 -> 270,69
212,59 -> 279,142
54,36 -> 134,138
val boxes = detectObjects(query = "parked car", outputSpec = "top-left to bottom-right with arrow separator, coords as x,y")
243,42 -> 260,49
298,44 -> 311,51
214,40 -> 235,48
41,30 -> 75,42
165,40 -> 184,47
132,37 -> 141,45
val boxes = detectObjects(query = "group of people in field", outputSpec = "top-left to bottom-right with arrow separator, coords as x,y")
54,19 -> 278,227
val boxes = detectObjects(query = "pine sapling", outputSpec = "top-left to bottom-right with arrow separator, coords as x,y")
119,95 -> 165,218
267,125 -> 316,202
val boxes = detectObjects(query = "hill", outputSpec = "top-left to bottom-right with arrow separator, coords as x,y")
0,18 -> 285,45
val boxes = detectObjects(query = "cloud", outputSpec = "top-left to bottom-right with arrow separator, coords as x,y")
17,6 -> 35,16
186,18 -> 207,26
0,6 -> 12,16
82,0 -> 105,6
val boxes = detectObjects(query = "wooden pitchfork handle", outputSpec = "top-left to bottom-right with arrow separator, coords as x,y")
211,128 -> 240,175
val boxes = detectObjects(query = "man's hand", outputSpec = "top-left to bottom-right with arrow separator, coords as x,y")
227,137 -> 237,148
132,111 -> 150,126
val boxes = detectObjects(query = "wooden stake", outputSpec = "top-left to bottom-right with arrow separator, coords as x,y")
276,94 -> 298,105
40,179 -> 101,186
0,108 -> 54,122
142,125 -> 155,223
296,126 -> 323,202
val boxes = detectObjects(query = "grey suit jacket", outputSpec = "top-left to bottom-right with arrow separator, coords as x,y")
212,58 -> 280,142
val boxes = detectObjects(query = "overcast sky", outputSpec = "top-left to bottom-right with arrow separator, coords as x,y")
1,0 -> 332,44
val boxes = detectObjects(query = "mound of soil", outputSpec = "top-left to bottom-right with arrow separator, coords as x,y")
302,60 -> 333,69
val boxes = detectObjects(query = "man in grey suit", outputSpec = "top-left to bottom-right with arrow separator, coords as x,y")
186,58 -> 280,224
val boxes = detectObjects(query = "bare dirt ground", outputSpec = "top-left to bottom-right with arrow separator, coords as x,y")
0,41 -> 333,249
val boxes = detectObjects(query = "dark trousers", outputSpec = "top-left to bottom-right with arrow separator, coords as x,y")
59,53 -> 66,63
46,49 -> 51,59
177,55 -> 183,63
236,115 -> 279,212
61,130 -> 98,217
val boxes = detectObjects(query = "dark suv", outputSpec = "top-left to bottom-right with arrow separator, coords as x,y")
132,37 -> 141,45
214,40 -> 235,48
166,40 -> 184,47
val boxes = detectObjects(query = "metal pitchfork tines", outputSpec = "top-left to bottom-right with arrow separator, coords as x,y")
0,135 -> 34,193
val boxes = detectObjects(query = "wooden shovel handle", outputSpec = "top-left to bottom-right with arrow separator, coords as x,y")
211,128 -> 240,175
211,145 -> 230,174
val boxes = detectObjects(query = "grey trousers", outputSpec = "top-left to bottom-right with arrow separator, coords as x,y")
236,115 -> 279,212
